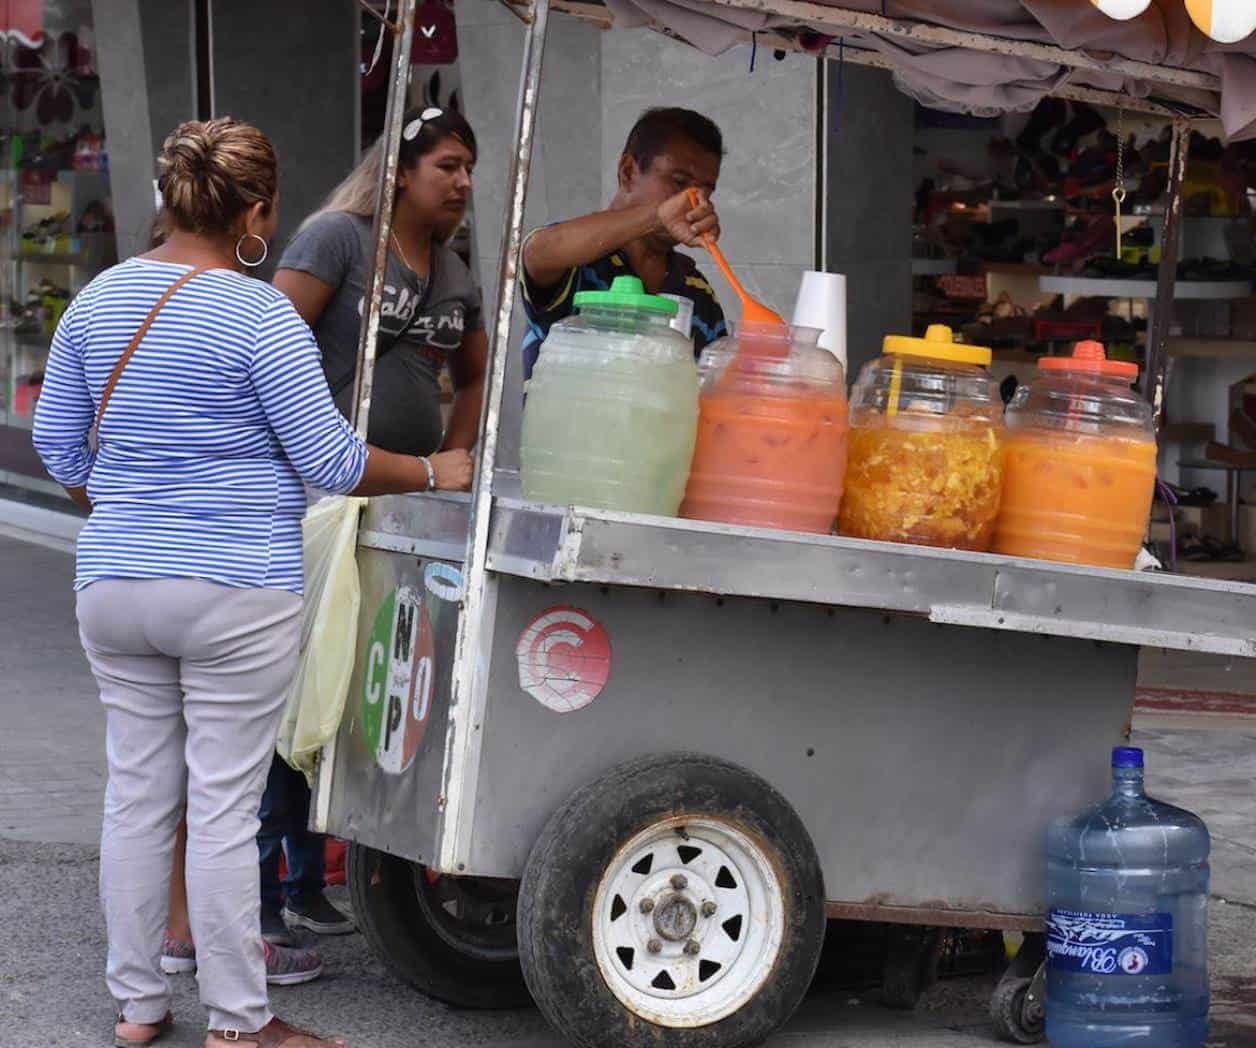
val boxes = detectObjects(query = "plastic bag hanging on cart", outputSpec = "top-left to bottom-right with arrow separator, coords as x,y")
276,495 -> 367,780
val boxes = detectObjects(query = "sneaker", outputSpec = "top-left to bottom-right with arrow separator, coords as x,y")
262,905 -> 296,947
160,936 -> 196,974
282,893 -> 355,936
264,940 -> 324,986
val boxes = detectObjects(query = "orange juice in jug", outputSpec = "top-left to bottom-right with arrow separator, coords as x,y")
994,341 -> 1156,569
681,324 -> 848,534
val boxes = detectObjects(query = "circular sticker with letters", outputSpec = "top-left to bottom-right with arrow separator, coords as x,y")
515,606 -> 612,713
362,586 -> 435,774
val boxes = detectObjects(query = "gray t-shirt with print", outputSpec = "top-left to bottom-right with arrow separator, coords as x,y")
277,211 -> 483,456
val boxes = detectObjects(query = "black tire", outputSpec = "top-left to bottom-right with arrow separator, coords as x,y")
990,976 -> 1045,1044
880,925 -> 942,1010
347,843 -> 530,1009
518,753 -> 826,1048
990,933 -> 1046,1044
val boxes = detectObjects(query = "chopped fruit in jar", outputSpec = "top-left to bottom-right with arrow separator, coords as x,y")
838,420 -> 1003,551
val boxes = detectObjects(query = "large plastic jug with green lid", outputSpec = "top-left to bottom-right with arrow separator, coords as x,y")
521,275 -> 700,516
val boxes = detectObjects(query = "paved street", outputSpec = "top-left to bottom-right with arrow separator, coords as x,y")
2,534 -> 1255,1047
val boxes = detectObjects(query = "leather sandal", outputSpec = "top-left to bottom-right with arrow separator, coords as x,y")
206,1017 -> 347,1047
115,1011 -> 173,1048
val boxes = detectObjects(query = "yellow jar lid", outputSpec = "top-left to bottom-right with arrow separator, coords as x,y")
883,324 -> 991,367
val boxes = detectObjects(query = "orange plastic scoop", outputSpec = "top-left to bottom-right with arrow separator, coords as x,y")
686,188 -> 785,328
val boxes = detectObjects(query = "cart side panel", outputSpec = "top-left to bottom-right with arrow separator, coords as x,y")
323,542 -> 463,864
465,578 -> 1136,920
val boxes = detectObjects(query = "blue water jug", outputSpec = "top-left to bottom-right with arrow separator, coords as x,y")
1045,746 -> 1210,1046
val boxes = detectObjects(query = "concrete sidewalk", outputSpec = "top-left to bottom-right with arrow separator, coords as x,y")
2,534 -> 1254,1047
0,535 -> 104,845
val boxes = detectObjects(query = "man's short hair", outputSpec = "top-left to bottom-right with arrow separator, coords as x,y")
623,108 -> 725,171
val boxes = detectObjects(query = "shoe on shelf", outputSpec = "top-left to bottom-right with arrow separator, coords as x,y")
282,892 -> 356,936
159,936 -> 196,975
262,905 -> 296,947
264,940 -> 325,986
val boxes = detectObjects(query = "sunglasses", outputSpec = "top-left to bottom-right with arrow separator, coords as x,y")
403,107 -> 444,142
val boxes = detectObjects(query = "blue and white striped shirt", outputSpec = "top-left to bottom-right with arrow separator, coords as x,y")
33,257 -> 368,594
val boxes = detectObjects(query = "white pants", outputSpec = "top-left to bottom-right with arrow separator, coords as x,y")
77,579 -> 302,1033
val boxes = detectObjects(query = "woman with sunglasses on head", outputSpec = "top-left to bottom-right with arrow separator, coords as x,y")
240,107 -> 485,962
274,106 -> 486,459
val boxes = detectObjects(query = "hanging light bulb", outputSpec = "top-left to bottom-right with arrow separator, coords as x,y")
1088,0 -> 1152,18
1184,0 -> 1256,43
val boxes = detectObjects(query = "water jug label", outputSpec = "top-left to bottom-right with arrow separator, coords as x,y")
1046,909 -> 1173,976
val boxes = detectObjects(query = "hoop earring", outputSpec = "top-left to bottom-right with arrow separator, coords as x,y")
235,233 -> 269,268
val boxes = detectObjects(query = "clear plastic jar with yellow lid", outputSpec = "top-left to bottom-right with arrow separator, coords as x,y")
839,324 -> 1004,551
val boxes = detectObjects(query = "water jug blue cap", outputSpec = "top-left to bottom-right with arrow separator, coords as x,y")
1112,746 -> 1144,769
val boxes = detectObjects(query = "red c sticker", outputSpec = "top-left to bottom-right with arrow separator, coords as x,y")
516,606 -> 612,713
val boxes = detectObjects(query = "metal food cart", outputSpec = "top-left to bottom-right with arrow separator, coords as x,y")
318,2 -> 1256,1044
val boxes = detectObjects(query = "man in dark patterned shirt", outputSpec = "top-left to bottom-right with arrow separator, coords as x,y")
520,107 -> 729,388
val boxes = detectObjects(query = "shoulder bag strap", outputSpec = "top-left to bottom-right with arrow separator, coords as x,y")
90,265 -> 212,450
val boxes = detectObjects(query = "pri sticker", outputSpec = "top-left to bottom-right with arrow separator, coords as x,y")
362,586 -> 436,774
516,606 -> 612,713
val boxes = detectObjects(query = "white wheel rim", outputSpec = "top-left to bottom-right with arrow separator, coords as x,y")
591,814 -> 786,1028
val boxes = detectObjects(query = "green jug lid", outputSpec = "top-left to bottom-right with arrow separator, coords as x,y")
573,275 -> 678,317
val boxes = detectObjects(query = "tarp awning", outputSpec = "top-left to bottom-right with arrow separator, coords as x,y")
584,0 -> 1256,137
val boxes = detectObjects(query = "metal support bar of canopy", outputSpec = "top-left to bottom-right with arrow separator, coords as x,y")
704,0 -> 1220,94
313,0 -> 417,833
1144,118 -> 1191,428
350,0 -> 418,438
804,39 -> 1200,120
439,0 -> 552,872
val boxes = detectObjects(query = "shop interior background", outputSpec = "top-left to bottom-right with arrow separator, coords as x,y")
2,0 -> 1255,573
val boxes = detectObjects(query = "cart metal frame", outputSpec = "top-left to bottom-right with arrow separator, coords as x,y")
314,0 -> 1254,1037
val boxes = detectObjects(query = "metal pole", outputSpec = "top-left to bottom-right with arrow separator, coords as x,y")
350,0 -> 418,438
312,0 -> 416,833
439,0 -> 550,872
1144,118 -> 1191,430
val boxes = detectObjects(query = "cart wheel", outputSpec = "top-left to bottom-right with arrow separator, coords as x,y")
990,932 -> 1046,1044
990,974 -> 1045,1043
347,843 -> 530,1009
518,754 -> 825,1048
880,925 -> 942,1010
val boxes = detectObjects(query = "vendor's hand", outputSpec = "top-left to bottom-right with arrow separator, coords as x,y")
429,449 -> 474,492
656,189 -> 720,248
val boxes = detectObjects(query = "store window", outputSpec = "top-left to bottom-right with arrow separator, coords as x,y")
1,0 -> 112,497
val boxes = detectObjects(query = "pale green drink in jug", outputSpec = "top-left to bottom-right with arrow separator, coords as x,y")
521,276 -> 700,515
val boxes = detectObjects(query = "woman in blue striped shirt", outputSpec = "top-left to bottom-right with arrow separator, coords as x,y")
33,118 -> 467,1048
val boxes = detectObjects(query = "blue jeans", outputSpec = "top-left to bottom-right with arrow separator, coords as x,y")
257,754 -> 324,912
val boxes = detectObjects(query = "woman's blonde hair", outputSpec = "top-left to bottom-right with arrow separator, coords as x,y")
157,117 -> 278,235
312,107 -> 477,222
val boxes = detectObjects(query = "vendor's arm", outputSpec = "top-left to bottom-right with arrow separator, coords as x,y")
523,190 -> 720,292
442,327 -> 487,452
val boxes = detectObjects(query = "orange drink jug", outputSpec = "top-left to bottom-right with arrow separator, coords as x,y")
994,340 -> 1156,569
680,323 -> 848,534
